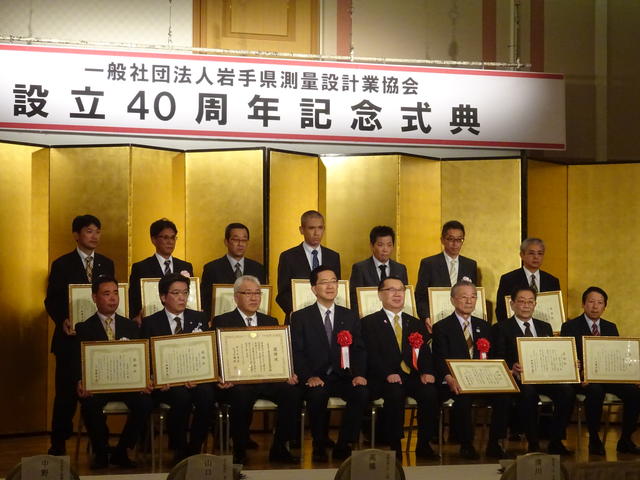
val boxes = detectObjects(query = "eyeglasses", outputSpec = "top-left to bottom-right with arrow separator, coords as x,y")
316,280 -> 338,286
380,287 -> 405,293
444,236 -> 465,244
238,291 -> 262,297
168,289 -> 189,296
156,235 -> 177,241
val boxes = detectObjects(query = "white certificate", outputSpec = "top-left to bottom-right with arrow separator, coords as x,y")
291,279 -> 350,311
69,283 -> 129,328
446,359 -> 519,394
211,284 -> 272,317
356,285 -> 416,318
428,286 -> 486,323
81,340 -> 150,393
583,337 -> 640,383
517,337 -> 580,384
505,290 -> 565,331
151,332 -> 218,387
141,277 -> 201,317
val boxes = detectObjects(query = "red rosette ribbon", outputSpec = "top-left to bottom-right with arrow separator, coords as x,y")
408,332 -> 424,369
337,330 -> 352,369
476,338 -> 490,360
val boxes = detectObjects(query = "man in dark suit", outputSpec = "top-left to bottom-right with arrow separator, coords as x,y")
349,225 -> 408,315
560,286 -> 640,455
140,273 -> 215,464
495,238 -> 560,323
213,275 -> 300,465
491,286 -> 575,455
291,266 -> 369,462
276,210 -> 341,321
201,223 -> 266,320
415,220 -> 478,321
362,276 -> 439,459
432,281 -> 510,459
129,218 -> 193,323
75,275 -> 153,469
44,214 -> 115,456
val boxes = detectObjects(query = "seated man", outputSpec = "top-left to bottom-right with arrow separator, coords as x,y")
140,273 -> 215,464
561,286 -> 640,455
362,276 -> 439,459
491,286 -> 575,455
291,266 -> 369,462
432,281 -> 510,459
213,275 -> 300,465
75,275 -> 153,469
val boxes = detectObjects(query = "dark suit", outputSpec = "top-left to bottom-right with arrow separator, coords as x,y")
291,303 -> 368,448
75,314 -> 153,457
432,313 -> 509,445
44,249 -> 115,447
201,255 -> 266,320
276,243 -> 341,318
362,310 -> 438,447
140,308 -> 214,457
495,268 -> 560,323
415,253 -> 477,320
212,309 -> 300,454
561,315 -> 640,440
349,257 -> 408,315
128,255 -> 193,319
491,317 -> 575,446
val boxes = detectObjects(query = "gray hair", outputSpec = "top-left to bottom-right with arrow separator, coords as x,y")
233,275 -> 261,293
451,280 -> 477,298
520,237 -> 545,253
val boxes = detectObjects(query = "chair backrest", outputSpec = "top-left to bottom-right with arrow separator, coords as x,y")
499,453 -> 569,480
5,455 -> 80,480
167,454 -> 240,480
334,449 -> 406,480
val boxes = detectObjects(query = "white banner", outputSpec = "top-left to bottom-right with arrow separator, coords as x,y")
0,44 -> 565,150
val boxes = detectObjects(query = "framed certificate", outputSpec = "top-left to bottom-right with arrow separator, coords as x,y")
291,279 -> 350,311
211,284 -> 272,317
428,286 -> 486,323
81,339 -> 150,394
356,285 -> 416,318
505,290 -> 565,332
446,359 -> 519,394
217,326 -> 294,383
517,337 -> 580,384
140,277 -> 201,317
150,331 -> 219,387
69,283 -> 129,328
583,337 -> 640,384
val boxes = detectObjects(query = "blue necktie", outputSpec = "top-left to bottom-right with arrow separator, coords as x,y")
324,309 -> 333,345
312,249 -> 319,269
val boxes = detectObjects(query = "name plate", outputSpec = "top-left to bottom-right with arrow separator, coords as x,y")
446,359 -> 519,394
517,337 -> 580,384
81,340 -> 150,394
583,337 -> 640,383
151,332 -> 219,387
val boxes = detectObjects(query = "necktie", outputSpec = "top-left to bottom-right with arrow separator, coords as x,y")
530,274 -> 538,293
164,260 -> 171,275
379,264 -> 387,281
591,322 -> 600,336
312,249 -> 319,269
246,316 -> 254,327
174,316 -> 183,334
104,317 -> 115,341
394,314 -> 411,373
449,258 -> 458,286
85,256 -> 93,282
324,310 -> 333,345
234,263 -> 242,279
463,320 -> 474,358
523,321 -> 533,337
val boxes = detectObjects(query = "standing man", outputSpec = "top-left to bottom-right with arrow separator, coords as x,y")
432,281 -> 510,459
212,275 -> 300,465
362,276 -> 439,459
201,223 -> 266,320
495,238 -> 560,323
349,226 -> 408,314
291,266 -> 369,462
491,287 -> 575,454
75,275 -> 153,469
560,287 -> 640,455
415,221 -> 477,321
45,214 -> 115,456
129,218 -> 193,324
140,273 -> 215,464
276,210 -> 341,321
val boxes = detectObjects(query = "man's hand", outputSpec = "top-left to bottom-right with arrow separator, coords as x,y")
142,382 -> 154,394
420,374 -> 435,385
63,318 -> 76,336
217,382 -> 234,390
511,362 -> 523,379
77,381 -> 90,398
287,374 -> 299,385
425,317 -> 433,334
306,376 -> 324,387
445,374 -> 461,395
132,314 -> 142,328
352,376 -> 367,386
386,374 -> 402,384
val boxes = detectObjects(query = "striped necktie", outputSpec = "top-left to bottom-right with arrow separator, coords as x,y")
104,316 -> 115,341
463,319 -> 473,358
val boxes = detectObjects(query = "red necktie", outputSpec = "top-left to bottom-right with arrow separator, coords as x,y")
591,322 -> 600,336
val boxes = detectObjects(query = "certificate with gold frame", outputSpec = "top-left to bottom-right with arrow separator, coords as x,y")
428,287 -> 486,323
356,285 -> 416,318
141,277 -> 201,317
211,284 -> 272,317
517,337 -> 580,384
446,359 -> 519,394
81,339 -> 150,394
291,279 -> 350,312
217,326 -> 293,383
583,337 -> 640,384
69,283 -> 129,328
505,290 -> 565,332
150,331 -> 218,387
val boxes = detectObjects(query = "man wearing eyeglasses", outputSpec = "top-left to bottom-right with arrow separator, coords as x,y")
491,286 -> 575,455
362,276 -> 439,460
129,218 -> 193,325
140,273 -> 214,465
212,275 -> 300,465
